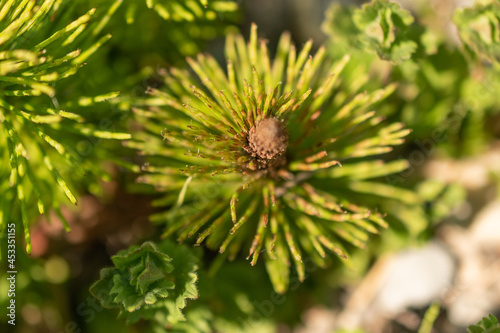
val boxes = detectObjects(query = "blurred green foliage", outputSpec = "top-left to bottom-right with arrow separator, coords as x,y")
467,314 -> 500,333
0,0 -> 131,253
454,0 -> 500,64
353,0 -> 417,63
322,0 -> 500,156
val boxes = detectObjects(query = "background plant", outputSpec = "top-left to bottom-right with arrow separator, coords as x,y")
90,240 -> 199,327
322,0 -> 500,156
468,314 -> 500,333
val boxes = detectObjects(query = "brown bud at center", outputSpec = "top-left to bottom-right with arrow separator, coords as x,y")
247,118 -> 288,161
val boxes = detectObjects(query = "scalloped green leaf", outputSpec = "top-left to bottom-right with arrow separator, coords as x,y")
353,0 -> 416,63
454,1 -> 500,63
90,240 -> 199,326
467,314 -> 500,333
